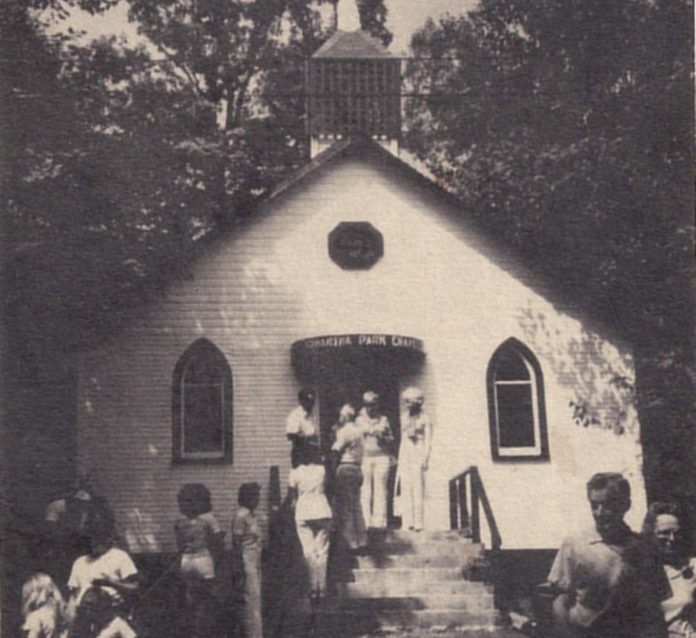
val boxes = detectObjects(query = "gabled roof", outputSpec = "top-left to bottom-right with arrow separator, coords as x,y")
257,135 -> 627,346
312,29 -> 393,59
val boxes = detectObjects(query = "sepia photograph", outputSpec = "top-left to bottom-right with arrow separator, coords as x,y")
2,0 -> 694,637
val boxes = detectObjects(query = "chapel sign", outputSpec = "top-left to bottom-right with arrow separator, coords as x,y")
296,334 -> 423,352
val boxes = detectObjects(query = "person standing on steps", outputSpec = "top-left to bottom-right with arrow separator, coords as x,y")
395,387 -> 432,532
286,388 -> 319,469
288,445 -> 333,607
330,403 -> 367,552
356,391 -> 393,531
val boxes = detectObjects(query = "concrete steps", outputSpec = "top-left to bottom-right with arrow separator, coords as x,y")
327,528 -> 497,633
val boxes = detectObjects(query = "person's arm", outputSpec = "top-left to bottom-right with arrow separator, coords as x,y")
204,514 -> 226,567
93,573 -> 140,594
423,416 -> 433,470
93,550 -> 140,594
286,408 -> 301,441
380,417 -> 393,443
331,427 -> 345,453
547,540 -> 575,628
22,613 -> 45,638
174,521 -> 185,554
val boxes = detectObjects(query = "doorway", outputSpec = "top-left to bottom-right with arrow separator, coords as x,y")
291,334 -> 425,527
316,350 -> 406,527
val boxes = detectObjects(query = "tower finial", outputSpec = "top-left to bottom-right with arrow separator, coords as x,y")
337,0 -> 361,31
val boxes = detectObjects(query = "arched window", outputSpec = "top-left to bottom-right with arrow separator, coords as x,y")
172,339 -> 233,464
487,339 -> 548,461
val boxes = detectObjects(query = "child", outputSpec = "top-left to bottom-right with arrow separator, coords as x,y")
232,482 -> 264,638
21,573 -> 70,638
68,510 -> 139,638
174,483 -> 225,638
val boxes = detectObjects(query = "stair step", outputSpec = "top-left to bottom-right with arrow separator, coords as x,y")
384,529 -> 474,543
339,594 -> 496,612
352,567 -> 463,583
318,608 -> 498,630
378,608 -> 498,628
356,552 -> 473,569
346,579 -> 492,598
365,540 -> 485,558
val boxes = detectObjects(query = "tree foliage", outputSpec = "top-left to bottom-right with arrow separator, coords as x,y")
3,0 -> 392,352
357,0 -> 392,46
403,0 -> 694,507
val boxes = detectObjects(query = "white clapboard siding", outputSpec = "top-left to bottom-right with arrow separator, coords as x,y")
77,149 -> 644,553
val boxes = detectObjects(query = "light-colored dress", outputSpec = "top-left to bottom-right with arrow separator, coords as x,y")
395,410 -> 432,531
288,464 -> 333,595
663,558 -> 696,637
232,507 -> 263,638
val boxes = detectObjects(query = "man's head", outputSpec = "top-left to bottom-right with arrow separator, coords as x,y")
298,388 -> 316,413
586,473 -> 631,539
363,391 -> 380,417
85,510 -> 115,557
402,387 -> 425,415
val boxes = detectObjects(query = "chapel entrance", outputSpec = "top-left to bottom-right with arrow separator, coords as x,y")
314,353 -> 402,452
291,334 -> 425,526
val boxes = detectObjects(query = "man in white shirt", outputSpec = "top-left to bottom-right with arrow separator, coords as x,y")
286,388 -> 318,468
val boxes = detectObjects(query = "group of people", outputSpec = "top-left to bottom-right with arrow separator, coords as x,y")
547,472 -> 695,638
23,492 -> 140,638
283,386 -> 433,604
20,403 -> 694,638
22,479 -> 267,638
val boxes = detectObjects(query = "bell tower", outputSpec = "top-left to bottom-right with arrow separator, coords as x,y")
307,24 -> 400,158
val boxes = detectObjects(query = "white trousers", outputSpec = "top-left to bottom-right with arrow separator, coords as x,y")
361,455 -> 391,529
242,546 -> 263,638
398,442 -> 426,530
295,518 -> 331,595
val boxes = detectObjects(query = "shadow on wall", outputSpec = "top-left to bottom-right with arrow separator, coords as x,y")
516,304 -> 636,437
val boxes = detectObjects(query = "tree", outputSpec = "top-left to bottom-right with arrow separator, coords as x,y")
357,0 -> 392,46
403,0 -> 694,523
4,0 -> 392,348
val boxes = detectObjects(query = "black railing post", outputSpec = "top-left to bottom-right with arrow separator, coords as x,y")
459,474 -> 469,533
449,479 -> 458,530
471,470 -> 481,544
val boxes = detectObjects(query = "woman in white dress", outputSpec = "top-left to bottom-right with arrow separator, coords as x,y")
395,387 -> 432,532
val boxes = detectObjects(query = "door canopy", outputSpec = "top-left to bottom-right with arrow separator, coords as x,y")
291,333 -> 425,379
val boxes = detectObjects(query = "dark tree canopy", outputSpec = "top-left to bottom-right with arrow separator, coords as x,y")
3,0 -> 392,352
357,0 -> 392,46
403,0 -> 694,512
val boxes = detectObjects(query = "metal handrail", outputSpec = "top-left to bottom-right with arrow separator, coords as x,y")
449,465 -> 502,551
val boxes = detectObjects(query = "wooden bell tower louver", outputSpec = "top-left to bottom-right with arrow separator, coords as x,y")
308,30 -> 401,158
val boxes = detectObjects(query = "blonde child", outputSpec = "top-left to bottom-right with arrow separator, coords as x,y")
21,573 -> 70,638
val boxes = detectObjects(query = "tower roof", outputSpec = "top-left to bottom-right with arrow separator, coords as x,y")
312,29 -> 393,59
